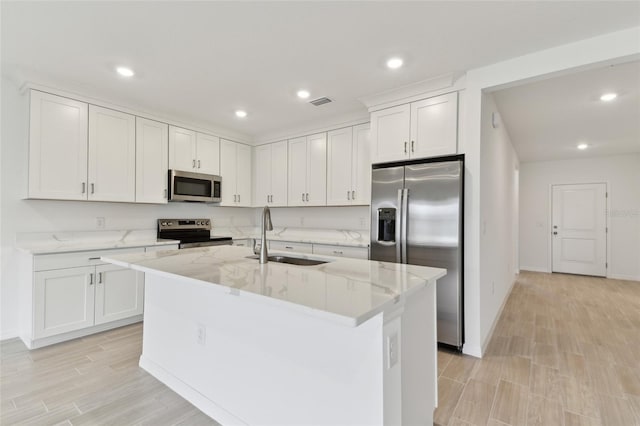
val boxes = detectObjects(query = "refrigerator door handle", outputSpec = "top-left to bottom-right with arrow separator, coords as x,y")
401,188 -> 409,263
396,188 -> 403,263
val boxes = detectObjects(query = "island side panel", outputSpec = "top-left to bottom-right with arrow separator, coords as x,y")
140,273 -> 386,426
401,280 -> 437,425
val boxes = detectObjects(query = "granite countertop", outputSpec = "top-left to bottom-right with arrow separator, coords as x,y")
16,230 -> 180,254
212,226 -> 370,248
102,245 -> 445,327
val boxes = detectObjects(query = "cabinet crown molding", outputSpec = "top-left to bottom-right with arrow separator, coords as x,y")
359,72 -> 466,112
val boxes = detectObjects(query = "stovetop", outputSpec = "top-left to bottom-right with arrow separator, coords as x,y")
157,219 -> 231,244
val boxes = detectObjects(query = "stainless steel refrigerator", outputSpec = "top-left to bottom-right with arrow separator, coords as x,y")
370,155 -> 464,350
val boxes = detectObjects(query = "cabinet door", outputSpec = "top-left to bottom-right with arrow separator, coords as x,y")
88,105 -> 136,202
287,137 -> 307,207
34,266 -> 95,338
270,141 -> 288,207
236,143 -> 252,207
136,117 -> 168,203
94,264 -> 144,325
220,139 -> 238,205
306,133 -> 327,206
254,144 -> 271,206
352,123 -> 371,205
29,91 -> 88,200
196,133 -> 220,175
410,92 -> 458,158
370,104 -> 410,164
169,126 -> 197,171
326,127 -> 353,206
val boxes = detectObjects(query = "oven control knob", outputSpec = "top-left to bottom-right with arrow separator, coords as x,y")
167,222 -> 173,226
196,221 -> 201,225
161,222 -> 167,226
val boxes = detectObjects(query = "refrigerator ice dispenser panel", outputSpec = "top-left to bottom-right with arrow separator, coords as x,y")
377,208 -> 396,242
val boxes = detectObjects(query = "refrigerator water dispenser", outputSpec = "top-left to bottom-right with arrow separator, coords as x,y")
377,208 -> 396,242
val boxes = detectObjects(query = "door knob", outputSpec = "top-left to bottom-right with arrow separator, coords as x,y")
553,232 -> 558,235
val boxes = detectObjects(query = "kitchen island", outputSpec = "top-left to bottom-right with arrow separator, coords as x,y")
102,245 -> 446,426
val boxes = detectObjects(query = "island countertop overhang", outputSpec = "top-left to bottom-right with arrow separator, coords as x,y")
101,245 -> 446,327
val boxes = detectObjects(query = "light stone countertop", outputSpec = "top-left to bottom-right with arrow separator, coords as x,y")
16,230 -> 180,254
102,245 -> 445,327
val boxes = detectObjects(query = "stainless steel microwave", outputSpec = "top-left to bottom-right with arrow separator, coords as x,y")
168,170 -> 221,202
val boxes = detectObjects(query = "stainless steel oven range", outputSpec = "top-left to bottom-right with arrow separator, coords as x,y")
157,219 -> 232,249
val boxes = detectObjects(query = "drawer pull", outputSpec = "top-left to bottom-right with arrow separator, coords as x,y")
285,246 -> 293,250
333,250 -> 343,255
88,257 -> 101,260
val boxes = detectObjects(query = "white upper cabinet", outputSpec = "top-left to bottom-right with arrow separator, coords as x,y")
135,117 -> 168,203
371,92 -> 458,163
88,105 -> 136,202
28,91 -> 88,200
327,124 -> 371,206
254,141 -> 287,207
220,139 -> 252,207
287,133 -> 326,207
169,126 -> 220,175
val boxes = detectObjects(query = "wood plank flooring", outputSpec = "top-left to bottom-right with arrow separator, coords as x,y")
435,271 -> 640,426
1,271 -> 638,425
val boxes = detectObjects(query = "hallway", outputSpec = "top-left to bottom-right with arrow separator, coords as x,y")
435,271 -> 640,426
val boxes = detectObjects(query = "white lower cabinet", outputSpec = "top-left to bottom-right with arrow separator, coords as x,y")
23,247 -> 148,348
312,244 -> 368,259
269,240 -> 313,254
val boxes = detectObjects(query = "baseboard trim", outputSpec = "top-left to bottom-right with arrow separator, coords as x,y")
0,330 -> 20,342
519,266 -> 549,273
607,273 -> 640,282
480,275 -> 518,357
139,356 -> 248,425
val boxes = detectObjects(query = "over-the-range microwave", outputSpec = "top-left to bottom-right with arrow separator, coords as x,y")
168,169 -> 221,203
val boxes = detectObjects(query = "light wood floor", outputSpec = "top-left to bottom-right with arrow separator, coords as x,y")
435,271 -> 640,426
1,271 -> 638,425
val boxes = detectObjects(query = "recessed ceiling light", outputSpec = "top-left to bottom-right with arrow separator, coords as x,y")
386,57 -> 404,69
297,90 -> 310,99
235,110 -> 247,118
600,93 -> 617,102
116,66 -> 134,77
577,143 -> 588,150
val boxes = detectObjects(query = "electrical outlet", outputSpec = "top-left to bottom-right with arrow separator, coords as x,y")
196,324 -> 206,345
387,333 -> 399,369
96,217 -> 105,229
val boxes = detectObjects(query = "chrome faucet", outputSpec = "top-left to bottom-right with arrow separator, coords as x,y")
259,205 -> 273,264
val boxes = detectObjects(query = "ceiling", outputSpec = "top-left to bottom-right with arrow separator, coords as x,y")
493,60 -> 640,162
2,2 -> 640,141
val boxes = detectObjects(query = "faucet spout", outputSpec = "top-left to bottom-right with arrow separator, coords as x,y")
259,206 -> 273,264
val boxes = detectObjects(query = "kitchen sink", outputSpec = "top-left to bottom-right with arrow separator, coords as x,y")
246,255 -> 328,266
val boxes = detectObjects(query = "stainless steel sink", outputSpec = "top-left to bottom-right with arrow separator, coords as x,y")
246,255 -> 327,266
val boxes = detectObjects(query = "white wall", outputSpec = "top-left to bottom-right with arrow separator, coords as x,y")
520,155 -> 640,281
0,77 -> 254,339
463,26 -> 640,357
479,93 -> 520,353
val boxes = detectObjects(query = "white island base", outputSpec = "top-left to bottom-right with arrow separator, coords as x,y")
142,273 -> 436,426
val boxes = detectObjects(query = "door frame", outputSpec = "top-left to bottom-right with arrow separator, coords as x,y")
547,181 -> 610,277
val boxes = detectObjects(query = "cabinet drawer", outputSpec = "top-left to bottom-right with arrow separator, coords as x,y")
34,247 -> 145,271
269,240 -> 313,254
312,244 -> 368,259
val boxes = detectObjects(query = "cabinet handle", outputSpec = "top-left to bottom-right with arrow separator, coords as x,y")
198,160 -> 201,169
91,183 -> 95,194
82,182 -> 86,194
285,246 -> 293,250
193,159 -> 196,168
88,257 -> 101,260
404,141 -> 407,153
164,189 -> 168,199
411,140 -> 415,152
302,193 -> 305,202
89,273 -> 94,285
238,194 -> 240,202
306,193 -> 309,202
333,250 -> 343,255
347,191 -> 351,200
234,194 -> 237,202
352,190 -> 355,200
98,272 -> 103,284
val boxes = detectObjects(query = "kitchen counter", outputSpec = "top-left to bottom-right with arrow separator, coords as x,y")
15,230 -> 179,254
102,245 -> 444,425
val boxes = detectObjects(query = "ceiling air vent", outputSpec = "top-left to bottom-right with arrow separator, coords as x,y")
309,97 -> 332,106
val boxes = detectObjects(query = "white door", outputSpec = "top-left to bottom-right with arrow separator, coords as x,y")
254,144 -> 272,206
220,139 -> 238,205
88,105 -> 136,202
236,143 -> 252,207
94,264 -> 144,325
288,137 -> 307,206
28,91 -> 88,200
370,104 -> 410,163
169,126 -> 197,171
410,92 -> 458,159
196,132 -> 220,175
326,127 -> 353,206
34,266 -> 95,338
352,123 -> 371,205
136,117 -> 168,203
306,133 -> 327,206
270,141 -> 288,206
552,183 -> 607,277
